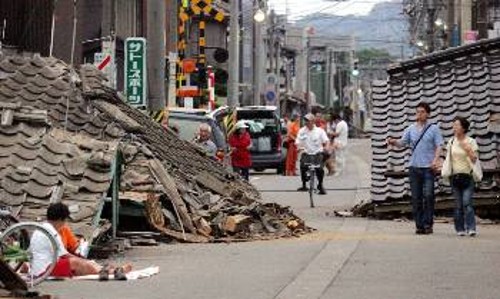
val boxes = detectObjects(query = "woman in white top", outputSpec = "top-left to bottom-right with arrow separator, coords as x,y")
447,117 -> 479,237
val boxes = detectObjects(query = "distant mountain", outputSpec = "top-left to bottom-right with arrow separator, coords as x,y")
295,1 -> 410,58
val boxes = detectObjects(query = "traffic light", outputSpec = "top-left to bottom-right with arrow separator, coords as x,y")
197,65 -> 207,89
352,61 -> 359,77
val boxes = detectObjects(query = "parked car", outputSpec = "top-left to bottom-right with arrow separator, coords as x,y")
166,108 -> 228,163
212,106 -> 285,173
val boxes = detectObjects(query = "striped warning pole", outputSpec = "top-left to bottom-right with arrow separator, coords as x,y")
177,2 -> 189,90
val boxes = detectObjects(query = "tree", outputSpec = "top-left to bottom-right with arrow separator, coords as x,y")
356,48 -> 394,65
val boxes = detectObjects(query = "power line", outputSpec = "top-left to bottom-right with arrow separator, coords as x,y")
284,34 -> 409,44
275,0 -> 405,18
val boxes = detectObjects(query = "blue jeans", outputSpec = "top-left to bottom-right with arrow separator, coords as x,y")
451,174 -> 476,232
409,167 -> 435,230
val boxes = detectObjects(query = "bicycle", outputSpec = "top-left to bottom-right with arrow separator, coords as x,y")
302,153 -> 323,208
0,208 -> 59,288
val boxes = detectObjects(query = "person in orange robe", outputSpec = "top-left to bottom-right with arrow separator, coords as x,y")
285,113 -> 300,176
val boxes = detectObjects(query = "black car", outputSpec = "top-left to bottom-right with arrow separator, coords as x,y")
229,106 -> 286,173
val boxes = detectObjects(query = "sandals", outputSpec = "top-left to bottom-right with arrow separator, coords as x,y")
98,264 -> 127,281
98,264 -> 109,281
113,267 -> 127,281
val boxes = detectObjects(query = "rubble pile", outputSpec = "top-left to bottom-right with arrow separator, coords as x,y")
367,37 -> 500,219
0,52 -> 311,245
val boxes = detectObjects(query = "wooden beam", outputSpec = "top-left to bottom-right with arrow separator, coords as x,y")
149,159 -> 196,233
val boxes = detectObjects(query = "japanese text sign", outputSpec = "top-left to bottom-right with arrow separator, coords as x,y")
125,37 -> 147,106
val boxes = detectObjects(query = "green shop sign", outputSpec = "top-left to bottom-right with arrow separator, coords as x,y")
125,37 -> 147,107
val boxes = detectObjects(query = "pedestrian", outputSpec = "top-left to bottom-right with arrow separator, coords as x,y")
285,113 -> 300,176
193,123 -> 218,158
387,102 -> 443,235
444,117 -> 479,237
229,121 -> 252,181
329,113 -> 349,176
314,111 -> 327,130
325,113 -> 337,175
29,203 -> 132,279
296,113 -> 330,195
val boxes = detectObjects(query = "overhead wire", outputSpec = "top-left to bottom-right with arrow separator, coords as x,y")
272,0 -> 405,19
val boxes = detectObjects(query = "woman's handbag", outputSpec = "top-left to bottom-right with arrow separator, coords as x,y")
441,139 -> 453,182
469,158 -> 483,182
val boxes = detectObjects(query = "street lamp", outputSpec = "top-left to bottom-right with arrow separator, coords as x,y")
253,3 -> 267,106
254,8 -> 266,23
228,0 -> 240,107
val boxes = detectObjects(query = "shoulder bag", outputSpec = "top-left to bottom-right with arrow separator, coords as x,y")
467,137 -> 483,182
441,138 -> 453,182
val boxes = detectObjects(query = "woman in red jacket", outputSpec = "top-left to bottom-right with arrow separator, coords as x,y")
229,121 -> 252,180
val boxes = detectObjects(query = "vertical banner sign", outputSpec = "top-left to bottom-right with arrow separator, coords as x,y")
125,37 -> 147,107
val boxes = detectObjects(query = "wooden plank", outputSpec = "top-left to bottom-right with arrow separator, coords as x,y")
374,194 -> 500,214
155,226 -> 209,243
195,171 -> 228,195
222,215 -> 251,233
193,216 -> 212,237
0,259 -> 27,292
149,159 -> 196,233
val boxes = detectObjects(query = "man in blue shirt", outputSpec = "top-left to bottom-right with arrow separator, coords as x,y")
387,102 -> 443,234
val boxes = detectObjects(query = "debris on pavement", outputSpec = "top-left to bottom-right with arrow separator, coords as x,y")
332,210 -> 354,217
0,52 -> 312,254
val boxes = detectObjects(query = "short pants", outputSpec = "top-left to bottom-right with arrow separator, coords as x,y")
50,255 -> 73,277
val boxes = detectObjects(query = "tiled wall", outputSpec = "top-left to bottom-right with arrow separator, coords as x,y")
371,46 -> 500,202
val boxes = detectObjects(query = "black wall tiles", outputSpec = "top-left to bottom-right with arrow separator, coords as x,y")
371,40 -> 500,203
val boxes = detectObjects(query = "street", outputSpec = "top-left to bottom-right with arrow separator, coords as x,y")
37,139 -> 500,299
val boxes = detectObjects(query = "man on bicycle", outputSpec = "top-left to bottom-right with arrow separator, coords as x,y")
296,113 -> 330,195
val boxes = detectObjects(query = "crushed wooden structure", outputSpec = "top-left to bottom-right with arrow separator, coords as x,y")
364,38 -> 500,219
0,52 -> 311,248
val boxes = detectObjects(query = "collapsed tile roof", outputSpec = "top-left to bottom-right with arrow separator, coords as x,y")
371,38 -> 500,203
0,52 -> 309,242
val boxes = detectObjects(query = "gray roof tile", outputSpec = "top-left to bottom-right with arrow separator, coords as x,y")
372,41 -> 500,203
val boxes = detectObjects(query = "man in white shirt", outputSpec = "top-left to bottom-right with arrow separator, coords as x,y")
295,113 -> 330,194
29,203 -> 131,279
329,113 -> 349,176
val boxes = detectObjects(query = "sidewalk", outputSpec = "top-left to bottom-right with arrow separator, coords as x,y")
36,138 -> 500,299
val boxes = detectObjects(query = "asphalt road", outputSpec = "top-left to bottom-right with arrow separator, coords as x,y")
37,139 -> 500,299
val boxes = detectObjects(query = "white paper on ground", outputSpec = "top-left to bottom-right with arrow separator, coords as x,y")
67,266 -> 160,281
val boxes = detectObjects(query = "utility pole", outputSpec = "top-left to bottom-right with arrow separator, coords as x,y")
283,56 -> 290,114
425,0 -> 436,53
305,36 -> 311,112
166,0 -> 177,107
326,47 -> 334,108
147,0 -> 166,111
253,6 -> 263,106
228,0 -> 240,107
274,17 -> 281,114
166,0 -> 178,53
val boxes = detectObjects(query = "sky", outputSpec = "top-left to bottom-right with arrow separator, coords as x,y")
268,0 -> 393,20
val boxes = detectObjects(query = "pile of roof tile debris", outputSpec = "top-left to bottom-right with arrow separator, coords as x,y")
0,52 -> 311,252
363,38 -> 500,220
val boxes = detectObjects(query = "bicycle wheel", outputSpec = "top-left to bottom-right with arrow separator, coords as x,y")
309,169 -> 315,208
0,222 -> 59,287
